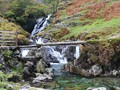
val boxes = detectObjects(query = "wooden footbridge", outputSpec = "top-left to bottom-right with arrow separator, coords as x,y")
0,30 -> 86,49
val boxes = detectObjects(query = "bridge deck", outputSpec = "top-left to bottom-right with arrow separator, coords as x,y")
18,41 -> 86,48
0,41 -> 86,49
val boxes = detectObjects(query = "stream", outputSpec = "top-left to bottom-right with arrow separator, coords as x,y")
21,15 -> 120,90
54,74 -> 120,90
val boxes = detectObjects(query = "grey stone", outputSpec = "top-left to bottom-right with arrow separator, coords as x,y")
33,73 -> 53,83
87,87 -> 107,90
36,59 -> 46,73
89,65 -> 103,76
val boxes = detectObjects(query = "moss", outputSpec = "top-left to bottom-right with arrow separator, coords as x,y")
85,34 -> 100,40
18,34 -> 29,45
87,40 -> 100,44
107,37 -> 120,44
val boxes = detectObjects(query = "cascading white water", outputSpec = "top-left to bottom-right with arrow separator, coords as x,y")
21,14 -> 80,76
21,15 -> 51,57
46,46 -> 68,64
30,14 -> 51,38
21,49 -> 29,57
74,46 -> 80,59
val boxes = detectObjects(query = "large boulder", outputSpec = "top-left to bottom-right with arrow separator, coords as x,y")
36,59 -> 46,73
23,61 -> 35,79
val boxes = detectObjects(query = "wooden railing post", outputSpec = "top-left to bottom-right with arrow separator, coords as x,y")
16,30 -> 18,48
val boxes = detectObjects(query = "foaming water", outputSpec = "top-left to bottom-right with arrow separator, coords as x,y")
21,49 -> 29,57
31,14 -> 51,37
21,14 -> 80,76
74,46 -> 80,59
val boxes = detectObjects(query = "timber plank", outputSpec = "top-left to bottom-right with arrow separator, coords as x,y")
0,41 -> 16,43
0,30 -> 15,34
18,41 -> 86,48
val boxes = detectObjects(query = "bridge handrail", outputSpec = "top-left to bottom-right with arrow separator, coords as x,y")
0,30 -> 18,47
18,41 -> 86,48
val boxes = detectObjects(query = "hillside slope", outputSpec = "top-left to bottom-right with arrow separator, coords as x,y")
36,0 -> 120,77
39,0 -> 120,42
0,17 -> 30,45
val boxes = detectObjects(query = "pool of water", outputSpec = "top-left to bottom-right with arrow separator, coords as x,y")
53,74 -> 120,90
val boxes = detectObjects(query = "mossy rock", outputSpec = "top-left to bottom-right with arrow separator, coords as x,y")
36,59 -> 46,73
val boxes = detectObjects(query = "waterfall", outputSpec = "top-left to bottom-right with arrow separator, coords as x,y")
30,14 -> 51,38
74,46 -> 80,59
21,15 -> 80,76
21,49 -> 29,57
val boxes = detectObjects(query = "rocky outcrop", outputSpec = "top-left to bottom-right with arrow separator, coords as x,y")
40,46 -> 60,63
63,41 -> 120,76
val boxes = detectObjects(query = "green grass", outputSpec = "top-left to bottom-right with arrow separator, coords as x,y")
62,18 -> 120,40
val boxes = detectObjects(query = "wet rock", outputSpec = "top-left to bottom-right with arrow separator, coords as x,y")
89,65 -> 103,76
62,46 -> 77,62
45,68 -> 54,77
35,48 -> 42,58
110,70 -> 118,76
36,59 -> 46,73
63,43 -> 120,77
32,73 -> 53,84
40,46 -> 59,63
13,50 -> 20,57
113,86 -> 120,90
63,63 -> 89,76
23,61 -> 35,79
27,49 -> 36,56
87,87 -> 107,90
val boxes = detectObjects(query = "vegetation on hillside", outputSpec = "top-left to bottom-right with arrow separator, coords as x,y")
0,50 -> 23,90
42,0 -> 120,43
0,0 -> 51,33
0,17 -> 29,45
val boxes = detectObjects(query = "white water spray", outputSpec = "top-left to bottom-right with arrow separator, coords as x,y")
31,14 -> 51,37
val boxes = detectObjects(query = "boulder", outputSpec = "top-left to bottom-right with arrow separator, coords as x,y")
45,68 -> 54,77
33,73 -> 53,83
40,46 -> 59,63
35,48 -> 42,58
36,59 -> 46,73
62,46 -> 79,62
89,65 -> 103,76
23,61 -> 35,79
